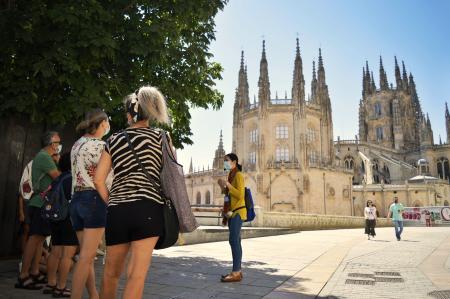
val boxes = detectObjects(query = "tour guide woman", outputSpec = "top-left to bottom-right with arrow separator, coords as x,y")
218,153 -> 246,283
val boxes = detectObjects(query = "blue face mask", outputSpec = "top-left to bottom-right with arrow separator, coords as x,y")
224,161 -> 231,171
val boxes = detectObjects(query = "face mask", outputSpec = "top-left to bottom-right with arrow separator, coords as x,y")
56,144 -> 62,154
104,124 -> 111,137
224,161 -> 231,171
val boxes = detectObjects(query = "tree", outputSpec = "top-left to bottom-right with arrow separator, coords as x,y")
0,1 -> 227,148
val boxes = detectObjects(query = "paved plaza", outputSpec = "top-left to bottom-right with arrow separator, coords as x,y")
0,227 -> 449,299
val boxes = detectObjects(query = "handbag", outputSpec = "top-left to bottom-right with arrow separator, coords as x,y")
124,131 -> 179,250
159,130 -> 199,233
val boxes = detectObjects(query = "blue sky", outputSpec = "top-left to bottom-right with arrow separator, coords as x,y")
178,0 -> 450,171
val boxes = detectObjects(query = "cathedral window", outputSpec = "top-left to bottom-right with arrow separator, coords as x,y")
307,127 -> 316,143
374,102 -> 382,117
196,192 -> 201,205
309,150 -> 317,164
437,157 -> 450,181
250,129 -> 258,143
276,125 -> 289,139
376,127 -> 384,141
249,152 -> 256,164
344,156 -> 354,169
205,191 -> 211,205
276,147 -> 289,161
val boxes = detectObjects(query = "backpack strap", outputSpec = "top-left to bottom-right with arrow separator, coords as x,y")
123,130 -> 164,198
232,206 -> 246,213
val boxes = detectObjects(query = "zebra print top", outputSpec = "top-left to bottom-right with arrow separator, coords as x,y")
105,127 -> 163,206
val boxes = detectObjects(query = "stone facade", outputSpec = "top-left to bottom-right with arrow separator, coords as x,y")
185,39 -> 353,216
336,57 -> 450,215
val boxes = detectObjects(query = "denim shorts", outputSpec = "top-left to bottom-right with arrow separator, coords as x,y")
70,190 -> 107,231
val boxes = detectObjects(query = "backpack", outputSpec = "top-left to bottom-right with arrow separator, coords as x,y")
232,187 -> 256,222
244,187 -> 256,222
40,173 -> 71,222
19,161 -> 34,200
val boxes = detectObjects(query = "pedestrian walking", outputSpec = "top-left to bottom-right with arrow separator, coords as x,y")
70,109 -> 110,299
364,200 -> 377,239
424,210 -> 431,227
95,86 -> 171,299
389,197 -> 405,241
15,131 -> 61,290
217,153 -> 246,283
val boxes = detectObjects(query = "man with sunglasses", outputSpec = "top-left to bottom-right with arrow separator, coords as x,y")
16,131 -> 61,290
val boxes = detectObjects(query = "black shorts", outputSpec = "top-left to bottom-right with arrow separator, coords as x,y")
106,200 -> 164,246
51,218 -> 79,246
23,200 -> 31,225
28,206 -> 51,237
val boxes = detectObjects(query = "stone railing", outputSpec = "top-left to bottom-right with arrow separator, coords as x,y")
257,208 -> 391,230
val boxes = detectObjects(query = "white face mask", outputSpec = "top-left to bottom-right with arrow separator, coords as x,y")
104,124 -> 110,137
224,161 -> 231,171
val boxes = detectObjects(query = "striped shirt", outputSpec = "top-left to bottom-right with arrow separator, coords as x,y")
106,127 -> 163,206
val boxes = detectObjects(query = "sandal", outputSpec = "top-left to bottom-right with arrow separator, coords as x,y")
42,284 -> 56,294
53,287 -> 71,298
31,272 -> 47,285
14,276 -> 43,290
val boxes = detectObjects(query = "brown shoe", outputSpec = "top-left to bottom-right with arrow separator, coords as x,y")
220,272 -> 242,283
221,272 -> 243,279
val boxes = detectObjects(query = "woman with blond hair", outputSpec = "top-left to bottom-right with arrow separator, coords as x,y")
95,86 -> 171,299
70,109 -> 110,299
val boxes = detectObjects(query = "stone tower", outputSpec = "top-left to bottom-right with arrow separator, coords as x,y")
313,49 -> 334,165
446,103 -> 450,144
359,57 -> 429,150
212,130 -> 225,170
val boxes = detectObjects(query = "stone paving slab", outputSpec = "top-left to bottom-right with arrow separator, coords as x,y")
0,227 -> 449,299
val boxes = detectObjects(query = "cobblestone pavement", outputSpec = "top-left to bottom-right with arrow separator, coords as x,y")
0,227 -> 449,298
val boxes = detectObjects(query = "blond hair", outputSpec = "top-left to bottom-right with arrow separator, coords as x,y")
125,86 -> 169,125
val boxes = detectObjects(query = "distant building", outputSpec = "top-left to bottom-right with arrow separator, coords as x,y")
185,39 -> 450,217
185,39 -> 353,216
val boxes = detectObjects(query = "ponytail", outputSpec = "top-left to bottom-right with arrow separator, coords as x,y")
76,109 -> 108,135
125,86 -> 169,125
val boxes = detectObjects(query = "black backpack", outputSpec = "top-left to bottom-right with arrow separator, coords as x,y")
41,173 -> 71,222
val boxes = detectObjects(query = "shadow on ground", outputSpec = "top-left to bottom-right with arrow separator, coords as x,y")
0,254 -> 342,299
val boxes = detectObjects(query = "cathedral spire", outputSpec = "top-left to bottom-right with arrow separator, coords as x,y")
394,56 -> 402,90
446,102 -> 450,144
237,51 -> 249,108
258,40 -> 270,108
311,60 -> 317,103
292,37 -> 305,108
402,61 -> 409,91
362,66 -> 367,98
317,48 -> 326,86
189,157 -> 193,174
371,71 -> 376,92
212,130 -> 225,170
365,61 -> 372,94
379,56 -> 389,91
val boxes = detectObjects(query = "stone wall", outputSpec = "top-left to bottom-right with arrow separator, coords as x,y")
259,210 -> 391,230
